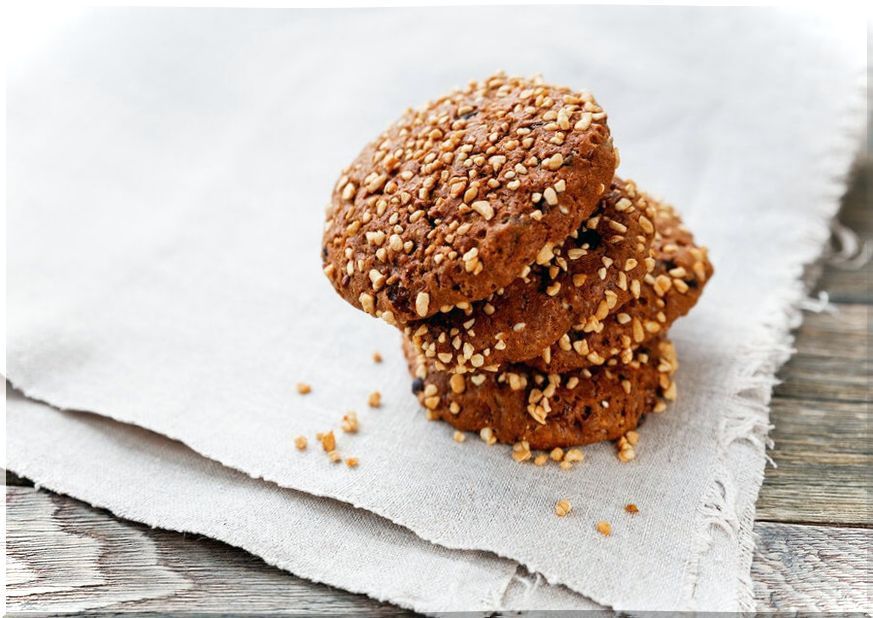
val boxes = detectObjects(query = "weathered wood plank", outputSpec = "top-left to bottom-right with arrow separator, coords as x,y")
759,162 -> 871,525
815,156 -> 872,304
756,396 -> 871,524
772,304 -> 870,404
752,521 -> 872,612
759,165 -> 871,523
7,486 -> 869,614
4,487 -> 410,615
818,155 -> 871,308
5,469 -> 33,487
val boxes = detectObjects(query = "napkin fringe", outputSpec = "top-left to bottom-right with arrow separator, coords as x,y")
679,71 -> 868,612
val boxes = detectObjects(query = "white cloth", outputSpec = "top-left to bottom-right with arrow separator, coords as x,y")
6,6 -> 866,613
5,388 -> 596,614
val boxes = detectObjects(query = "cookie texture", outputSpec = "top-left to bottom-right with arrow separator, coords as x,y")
406,178 -> 657,372
524,200 -> 713,372
406,336 -> 677,450
322,72 -> 617,324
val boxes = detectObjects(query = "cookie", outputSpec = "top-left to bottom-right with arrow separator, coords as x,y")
525,200 -> 713,372
406,335 -> 677,450
406,178 -> 657,372
322,72 -> 617,324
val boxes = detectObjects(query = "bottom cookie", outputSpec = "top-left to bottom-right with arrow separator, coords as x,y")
405,336 -> 677,449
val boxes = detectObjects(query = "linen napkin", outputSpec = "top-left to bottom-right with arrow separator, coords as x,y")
6,6 -> 866,612
6,388 -> 597,614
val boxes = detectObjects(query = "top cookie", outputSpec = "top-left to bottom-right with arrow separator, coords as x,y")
322,72 -> 617,324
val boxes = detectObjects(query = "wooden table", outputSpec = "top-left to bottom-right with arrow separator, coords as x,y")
6,162 -> 870,614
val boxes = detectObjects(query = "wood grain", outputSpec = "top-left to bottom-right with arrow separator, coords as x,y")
6,487 -> 870,614
756,157 -> 871,526
5,487 -> 408,616
817,158 -> 872,304
773,305 -> 870,404
751,522 -> 872,612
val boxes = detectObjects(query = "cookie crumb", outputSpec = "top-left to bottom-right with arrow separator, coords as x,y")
327,450 -> 341,464
294,435 -> 308,450
368,391 -> 382,408
345,457 -> 359,468
625,503 -> 639,514
296,383 -> 311,395
555,499 -> 572,517
341,411 -> 359,433
453,430 -> 466,443
320,431 -> 336,452
372,352 -> 383,363
596,520 -> 612,536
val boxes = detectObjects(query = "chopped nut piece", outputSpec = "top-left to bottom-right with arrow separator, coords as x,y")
596,520 -> 612,536
368,391 -> 382,408
533,453 -> 549,466
479,427 -> 497,445
544,153 -> 564,170
511,440 -> 532,463
625,504 -> 640,514
572,273 -> 588,287
372,351 -> 383,363
617,446 -> 636,463
550,447 -> 565,462
296,383 -> 312,395
453,430 -> 466,443
341,411 -> 359,433
535,243 -> 555,265
368,268 -> 386,291
555,499 -> 572,517
449,373 -> 466,394
294,435 -> 308,450
543,187 -> 559,206
471,200 -> 495,220
345,457 -> 359,468
320,431 -> 336,452
415,292 -> 431,317
359,293 -> 375,315
564,448 -> 585,464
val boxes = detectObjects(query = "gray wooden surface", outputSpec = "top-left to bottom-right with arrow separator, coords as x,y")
5,160 -> 871,614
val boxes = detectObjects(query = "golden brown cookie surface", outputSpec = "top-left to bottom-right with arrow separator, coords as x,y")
406,178 -> 657,372
322,72 -> 617,324
525,201 -> 713,373
406,336 -> 677,450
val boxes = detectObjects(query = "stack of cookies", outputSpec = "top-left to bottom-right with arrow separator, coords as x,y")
322,73 -> 711,451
